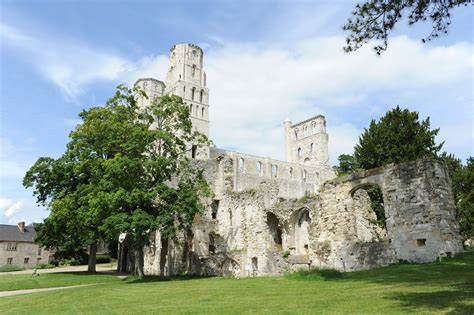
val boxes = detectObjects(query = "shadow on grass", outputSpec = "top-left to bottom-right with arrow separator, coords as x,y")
388,286 -> 474,314
287,250 -> 474,314
123,274 -> 215,284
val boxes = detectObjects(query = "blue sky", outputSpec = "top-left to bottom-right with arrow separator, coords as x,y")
0,0 -> 473,224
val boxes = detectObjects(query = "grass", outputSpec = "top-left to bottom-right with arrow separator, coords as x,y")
0,265 -> 24,272
0,250 -> 473,314
0,272 -> 122,292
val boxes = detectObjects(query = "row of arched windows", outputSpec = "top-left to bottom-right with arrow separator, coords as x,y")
236,158 -> 319,182
189,104 -> 206,119
293,122 -> 321,140
184,86 -> 205,103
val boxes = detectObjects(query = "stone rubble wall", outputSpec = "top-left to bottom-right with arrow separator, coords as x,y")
143,156 -> 463,276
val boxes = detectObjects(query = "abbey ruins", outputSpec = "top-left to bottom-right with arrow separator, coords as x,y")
125,43 -> 463,277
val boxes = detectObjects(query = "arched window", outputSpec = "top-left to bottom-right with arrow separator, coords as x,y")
303,170 -> 307,182
183,86 -> 186,96
143,81 -> 148,87
256,161 -> 262,174
201,107 -> 205,118
191,87 -> 195,100
294,129 -> 299,140
272,165 -> 278,178
289,167 -> 293,178
200,90 -> 204,103
189,104 -> 193,115
192,64 -> 196,76
297,148 -> 302,157
239,158 -> 245,172
310,143 -> 314,152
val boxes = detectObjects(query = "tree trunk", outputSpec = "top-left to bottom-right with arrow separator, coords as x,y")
134,246 -> 144,276
88,241 -> 97,273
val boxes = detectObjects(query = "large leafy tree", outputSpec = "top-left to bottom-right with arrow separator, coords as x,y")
343,0 -> 471,54
354,106 -> 443,169
24,85 -> 210,275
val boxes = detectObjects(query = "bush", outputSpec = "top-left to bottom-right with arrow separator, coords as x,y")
0,265 -> 24,272
96,255 -> 111,264
50,259 -> 59,267
34,263 -> 55,269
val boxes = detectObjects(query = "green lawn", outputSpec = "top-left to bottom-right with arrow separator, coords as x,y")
0,272 -> 121,292
0,251 -> 473,314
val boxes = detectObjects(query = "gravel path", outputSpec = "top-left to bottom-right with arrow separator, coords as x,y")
0,265 -> 116,276
0,283 -> 106,297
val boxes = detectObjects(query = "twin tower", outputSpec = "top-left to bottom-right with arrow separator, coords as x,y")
135,43 -> 331,169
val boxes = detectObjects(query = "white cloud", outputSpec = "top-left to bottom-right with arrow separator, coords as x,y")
0,137 -> 29,178
0,22 -> 129,101
204,36 -> 472,163
0,198 -> 24,218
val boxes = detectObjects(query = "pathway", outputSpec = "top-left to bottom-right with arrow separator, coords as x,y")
0,283 -> 106,297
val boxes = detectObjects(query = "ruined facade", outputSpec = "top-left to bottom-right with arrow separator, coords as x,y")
128,43 -> 463,277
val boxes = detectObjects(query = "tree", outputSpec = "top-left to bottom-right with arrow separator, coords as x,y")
343,0 -> 471,54
24,85 -> 210,275
354,106 -> 443,169
441,153 -> 473,241
333,154 -> 360,176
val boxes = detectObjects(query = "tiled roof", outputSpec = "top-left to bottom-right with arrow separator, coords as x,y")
0,224 -> 37,242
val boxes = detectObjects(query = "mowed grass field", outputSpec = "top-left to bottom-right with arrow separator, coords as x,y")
1,250 -> 473,314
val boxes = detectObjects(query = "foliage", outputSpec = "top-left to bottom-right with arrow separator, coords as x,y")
282,250 -> 291,258
0,265 -> 24,272
24,84 -> 211,275
333,154 -> 360,176
366,184 -> 387,229
34,263 -> 55,270
95,255 -> 111,264
343,0 -> 471,54
441,153 -> 474,240
354,106 -> 442,170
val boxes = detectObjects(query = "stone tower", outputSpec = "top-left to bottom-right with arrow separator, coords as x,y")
283,115 -> 330,168
165,43 -> 210,159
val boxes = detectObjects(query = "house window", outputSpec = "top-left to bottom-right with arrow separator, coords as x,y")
310,143 -> 314,152
191,87 -> 195,100
190,104 -> 193,115
24,257 -> 29,265
289,167 -> 293,177
303,170 -> 307,182
201,107 -> 205,118
38,247 -> 42,256
37,257 -> 42,263
297,148 -> 302,157
192,64 -> 196,76
256,161 -> 262,174
7,243 -> 18,251
191,145 -> 197,159
7,258 -> 13,265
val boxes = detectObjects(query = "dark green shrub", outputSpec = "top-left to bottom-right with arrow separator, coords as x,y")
0,265 -> 24,272
96,255 -> 111,264
35,263 -> 55,269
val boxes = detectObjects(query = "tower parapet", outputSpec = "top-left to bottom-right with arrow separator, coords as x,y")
284,115 -> 330,168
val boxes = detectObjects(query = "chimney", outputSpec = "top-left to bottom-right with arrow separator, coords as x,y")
18,221 -> 25,233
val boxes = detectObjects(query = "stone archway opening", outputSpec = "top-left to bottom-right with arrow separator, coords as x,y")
290,208 -> 311,256
266,212 -> 283,250
350,183 -> 387,242
222,258 -> 240,277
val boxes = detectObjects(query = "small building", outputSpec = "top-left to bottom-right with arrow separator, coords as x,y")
0,222 -> 52,269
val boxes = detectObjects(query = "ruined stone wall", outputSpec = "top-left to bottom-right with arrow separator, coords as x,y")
318,157 -> 463,271
143,157 -> 463,276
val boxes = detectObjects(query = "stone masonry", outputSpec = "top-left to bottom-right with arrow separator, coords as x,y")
128,43 -> 463,276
